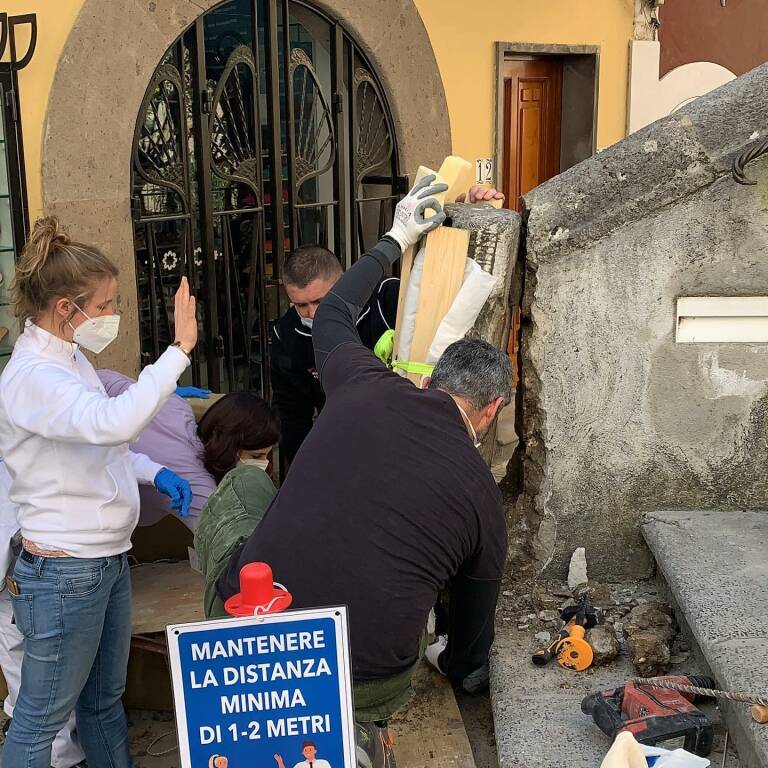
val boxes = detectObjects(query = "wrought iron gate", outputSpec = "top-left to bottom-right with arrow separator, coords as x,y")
131,0 -> 402,394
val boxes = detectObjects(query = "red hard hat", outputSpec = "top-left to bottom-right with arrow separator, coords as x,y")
224,562 -> 292,617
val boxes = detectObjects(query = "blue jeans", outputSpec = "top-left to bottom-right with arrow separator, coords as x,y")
3,552 -> 133,768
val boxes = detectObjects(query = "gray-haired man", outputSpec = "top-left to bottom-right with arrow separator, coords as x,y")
219,176 -> 511,723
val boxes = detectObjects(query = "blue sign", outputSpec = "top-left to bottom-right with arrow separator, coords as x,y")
167,607 -> 357,768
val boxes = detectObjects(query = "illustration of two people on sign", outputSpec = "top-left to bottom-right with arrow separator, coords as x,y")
207,741 -> 331,768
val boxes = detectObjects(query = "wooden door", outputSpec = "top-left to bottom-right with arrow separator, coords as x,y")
502,57 -> 563,211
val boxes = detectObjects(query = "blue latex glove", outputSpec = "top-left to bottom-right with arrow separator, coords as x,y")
154,468 -> 192,518
175,386 -> 211,399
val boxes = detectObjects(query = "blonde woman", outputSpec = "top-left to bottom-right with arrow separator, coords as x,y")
0,218 -> 197,767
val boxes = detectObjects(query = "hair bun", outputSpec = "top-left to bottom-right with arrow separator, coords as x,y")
28,216 -> 71,252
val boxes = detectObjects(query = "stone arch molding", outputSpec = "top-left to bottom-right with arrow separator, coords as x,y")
41,0 -> 450,373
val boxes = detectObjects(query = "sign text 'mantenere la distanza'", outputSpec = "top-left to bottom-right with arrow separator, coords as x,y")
190,629 -> 333,729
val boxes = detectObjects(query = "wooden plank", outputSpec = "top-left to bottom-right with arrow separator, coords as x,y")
393,165 -> 438,357
393,156 -> 474,382
406,227 -> 470,385
438,156 -> 475,206
390,661 -> 476,768
188,391 -> 226,423
131,561 -> 205,635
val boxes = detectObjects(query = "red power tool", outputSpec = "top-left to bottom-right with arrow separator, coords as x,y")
581,676 -> 715,757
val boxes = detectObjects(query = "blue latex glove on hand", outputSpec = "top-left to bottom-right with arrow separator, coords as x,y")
175,386 -> 211,399
154,468 -> 192,518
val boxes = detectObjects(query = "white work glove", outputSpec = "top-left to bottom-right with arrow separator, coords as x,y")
387,175 -> 449,252
425,634 -> 448,675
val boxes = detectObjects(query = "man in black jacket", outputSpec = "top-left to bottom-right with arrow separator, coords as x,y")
270,187 -> 504,465
270,245 -> 399,464
221,176 -> 512,722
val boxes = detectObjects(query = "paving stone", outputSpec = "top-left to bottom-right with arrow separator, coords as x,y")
643,509 -> 768,768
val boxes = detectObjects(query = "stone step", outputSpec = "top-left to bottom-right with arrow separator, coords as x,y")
642,510 -> 768,768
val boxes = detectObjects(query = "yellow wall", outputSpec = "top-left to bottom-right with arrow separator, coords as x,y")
5,0 -> 633,220
413,0 -> 635,170
1,0 -> 86,221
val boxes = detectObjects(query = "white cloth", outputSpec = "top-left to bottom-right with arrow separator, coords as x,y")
425,634 -> 448,675
0,590 -> 85,767
0,322 -> 189,558
293,760 -> 332,768
394,246 -> 425,370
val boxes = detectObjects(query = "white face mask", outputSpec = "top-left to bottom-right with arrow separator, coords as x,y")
455,403 -> 482,449
240,457 -> 270,471
69,305 -> 120,354
299,315 -> 313,330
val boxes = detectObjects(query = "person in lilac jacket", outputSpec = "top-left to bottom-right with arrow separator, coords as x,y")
97,370 -> 216,531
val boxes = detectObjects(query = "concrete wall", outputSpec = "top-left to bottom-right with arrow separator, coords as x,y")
516,63 -> 768,580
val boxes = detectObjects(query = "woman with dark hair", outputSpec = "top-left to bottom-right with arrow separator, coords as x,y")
198,392 -> 281,483
194,392 -> 281,616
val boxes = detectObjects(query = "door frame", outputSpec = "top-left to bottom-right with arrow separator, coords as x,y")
494,42 -> 600,197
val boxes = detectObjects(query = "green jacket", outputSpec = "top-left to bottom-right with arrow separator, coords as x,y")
193,464 -> 277,617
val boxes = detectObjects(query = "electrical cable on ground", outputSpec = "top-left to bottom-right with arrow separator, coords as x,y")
146,728 -> 178,757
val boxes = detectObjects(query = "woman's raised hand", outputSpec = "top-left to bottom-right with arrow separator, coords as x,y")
173,276 -> 198,352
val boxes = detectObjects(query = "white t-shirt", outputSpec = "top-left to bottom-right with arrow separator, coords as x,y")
293,760 -> 331,768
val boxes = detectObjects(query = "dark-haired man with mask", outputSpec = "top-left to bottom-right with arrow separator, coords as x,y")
271,245 -> 398,464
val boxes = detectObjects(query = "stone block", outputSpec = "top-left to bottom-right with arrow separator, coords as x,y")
45,197 -> 141,377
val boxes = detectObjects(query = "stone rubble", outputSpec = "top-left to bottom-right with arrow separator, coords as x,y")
497,566 -> 678,678
567,547 -> 588,591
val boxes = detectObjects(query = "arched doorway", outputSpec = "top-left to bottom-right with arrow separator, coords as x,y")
41,0 -> 450,378
131,0 -> 402,394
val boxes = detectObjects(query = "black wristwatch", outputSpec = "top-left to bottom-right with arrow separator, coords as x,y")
171,341 -> 193,358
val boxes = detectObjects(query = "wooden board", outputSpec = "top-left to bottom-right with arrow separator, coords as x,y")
406,227 -> 470,385
439,156 -> 475,207
188,391 -> 225,423
390,661 -> 476,768
393,165 -> 438,357
131,561 -> 205,635
393,157 -> 475,382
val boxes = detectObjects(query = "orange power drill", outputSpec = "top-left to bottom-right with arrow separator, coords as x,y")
531,593 -> 603,672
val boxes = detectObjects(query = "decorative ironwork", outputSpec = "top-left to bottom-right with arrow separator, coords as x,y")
0,13 -> 37,71
210,45 -> 262,200
131,0 -> 400,397
290,47 -> 336,191
354,67 -> 395,188
132,63 -> 189,213
732,137 -> 768,185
